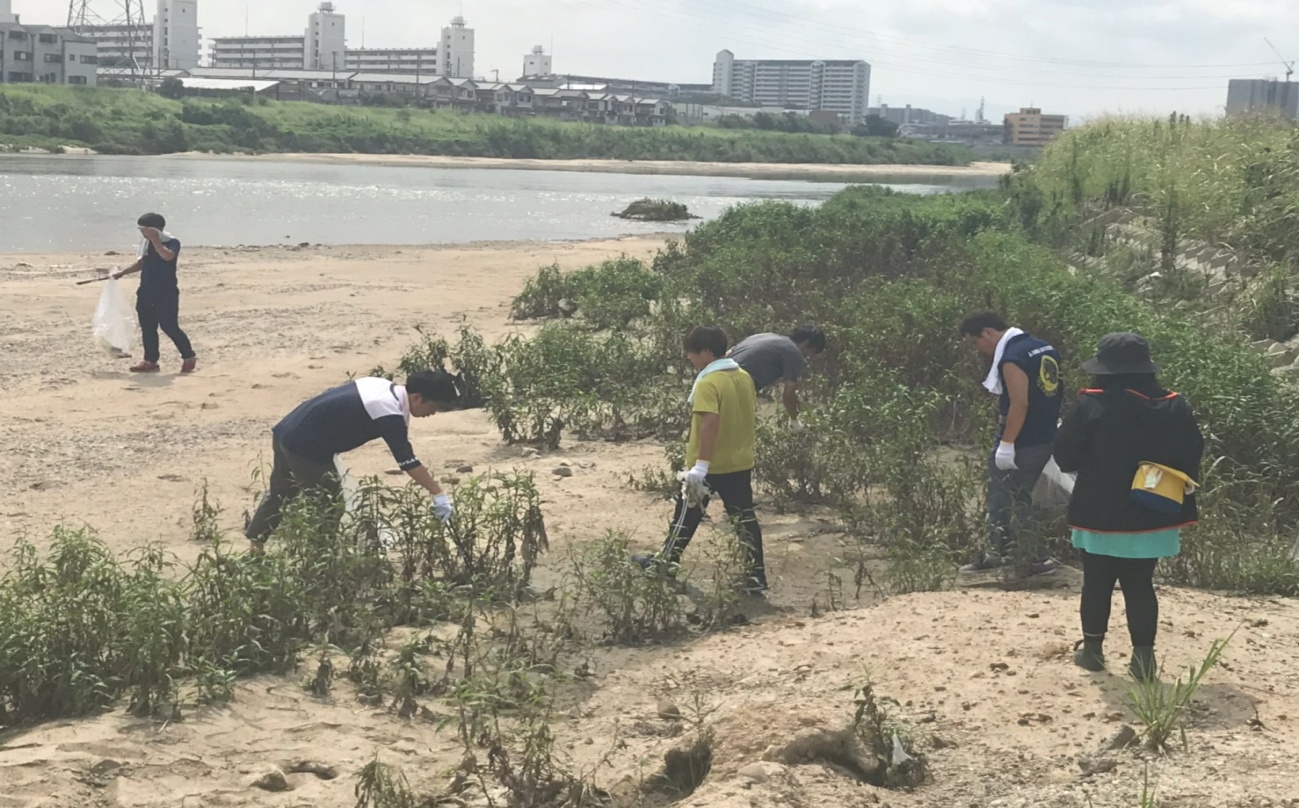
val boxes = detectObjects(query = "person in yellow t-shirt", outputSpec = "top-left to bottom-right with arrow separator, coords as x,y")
633,325 -> 766,595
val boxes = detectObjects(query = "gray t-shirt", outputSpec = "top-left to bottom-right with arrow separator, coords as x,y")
728,333 -> 805,392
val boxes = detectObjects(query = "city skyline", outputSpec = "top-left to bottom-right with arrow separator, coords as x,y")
7,0 -> 1297,120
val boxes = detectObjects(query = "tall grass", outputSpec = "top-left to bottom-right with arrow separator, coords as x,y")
1015,115 -> 1299,260
0,85 -> 974,164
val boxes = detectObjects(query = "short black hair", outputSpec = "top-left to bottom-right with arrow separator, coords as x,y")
790,325 -> 827,353
138,212 -> 166,230
406,369 -> 463,406
959,311 -> 1009,337
684,325 -> 728,358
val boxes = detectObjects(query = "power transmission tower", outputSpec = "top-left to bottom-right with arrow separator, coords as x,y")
67,0 -> 152,84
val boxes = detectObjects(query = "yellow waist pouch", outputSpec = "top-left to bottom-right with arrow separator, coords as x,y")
1130,462 -> 1197,515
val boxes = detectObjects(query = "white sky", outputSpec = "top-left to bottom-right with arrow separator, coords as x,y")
12,0 -> 1298,119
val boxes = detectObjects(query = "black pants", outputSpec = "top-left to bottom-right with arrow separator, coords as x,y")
137,291 -> 195,363
660,469 -> 766,588
1080,551 -> 1160,647
245,439 -> 341,542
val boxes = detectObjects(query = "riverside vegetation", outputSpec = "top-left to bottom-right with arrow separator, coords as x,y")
3,115 -> 1297,805
0,85 -> 973,164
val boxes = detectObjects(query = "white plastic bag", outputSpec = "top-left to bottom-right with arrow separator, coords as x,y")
335,455 -> 398,548
92,278 -> 137,357
1032,457 -> 1076,513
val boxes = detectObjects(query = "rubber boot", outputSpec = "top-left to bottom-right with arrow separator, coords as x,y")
1073,637 -> 1105,672
1129,646 -> 1157,682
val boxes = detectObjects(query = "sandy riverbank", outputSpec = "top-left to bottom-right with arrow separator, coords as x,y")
165,151 -> 1012,183
3,236 -> 1297,808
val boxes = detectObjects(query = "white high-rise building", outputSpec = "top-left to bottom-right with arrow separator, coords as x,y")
523,44 -> 551,78
305,0 -> 345,71
712,50 -> 871,123
0,0 -> 16,24
153,0 -> 200,69
440,15 -> 473,78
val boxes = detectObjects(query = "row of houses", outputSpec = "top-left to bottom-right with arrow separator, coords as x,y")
100,66 -> 674,125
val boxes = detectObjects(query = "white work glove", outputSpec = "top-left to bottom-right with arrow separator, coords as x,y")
684,461 -> 710,488
678,461 -> 711,508
431,494 -> 454,524
789,418 -> 806,433
994,441 -> 1018,471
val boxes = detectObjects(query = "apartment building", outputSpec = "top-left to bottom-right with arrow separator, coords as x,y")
1003,107 -> 1067,147
210,36 -> 309,70
712,50 -> 871,123
1226,79 -> 1299,121
0,0 -> 16,24
0,22 -> 98,85
345,48 -> 438,74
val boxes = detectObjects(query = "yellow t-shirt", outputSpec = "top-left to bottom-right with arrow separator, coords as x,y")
686,369 -> 757,475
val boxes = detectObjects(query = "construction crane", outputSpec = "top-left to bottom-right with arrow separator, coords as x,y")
1264,37 -> 1294,81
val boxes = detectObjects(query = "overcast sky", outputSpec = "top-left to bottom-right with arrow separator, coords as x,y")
12,0 -> 1296,119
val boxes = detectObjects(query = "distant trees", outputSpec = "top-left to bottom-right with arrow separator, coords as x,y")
852,114 -> 900,138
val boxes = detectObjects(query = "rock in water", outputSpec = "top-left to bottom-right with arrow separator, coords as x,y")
612,198 -> 698,222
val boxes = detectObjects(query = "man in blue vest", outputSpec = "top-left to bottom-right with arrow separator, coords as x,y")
959,312 -> 1063,577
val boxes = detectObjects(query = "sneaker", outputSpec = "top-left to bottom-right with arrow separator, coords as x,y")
181,356 -> 198,374
739,577 -> 769,598
1026,561 -> 1059,577
959,553 -> 1006,573
631,553 -> 677,577
129,361 -> 160,373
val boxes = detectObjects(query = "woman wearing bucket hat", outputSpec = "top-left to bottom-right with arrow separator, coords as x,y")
1052,333 -> 1204,682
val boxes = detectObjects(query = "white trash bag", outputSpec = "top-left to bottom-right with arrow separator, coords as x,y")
1032,456 -> 1076,513
92,278 -> 137,357
335,455 -> 398,548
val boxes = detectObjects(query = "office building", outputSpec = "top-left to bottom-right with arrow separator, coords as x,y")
1,21 -> 98,85
304,1 -> 344,70
345,48 -> 437,74
441,15 -> 472,78
1226,79 -> 1299,121
712,50 -> 871,123
1003,107 -> 1067,146
152,0 -> 199,69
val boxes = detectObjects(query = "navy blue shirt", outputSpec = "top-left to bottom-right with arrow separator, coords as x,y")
274,378 -> 421,470
139,238 -> 182,297
998,333 -> 1063,448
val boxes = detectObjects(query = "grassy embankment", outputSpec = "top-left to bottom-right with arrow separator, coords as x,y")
0,85 -> 974,165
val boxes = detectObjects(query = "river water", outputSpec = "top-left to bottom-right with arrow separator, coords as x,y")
0,155 -> 992,252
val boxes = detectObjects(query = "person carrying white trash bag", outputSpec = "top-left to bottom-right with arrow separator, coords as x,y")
244,370 -> 464,554
110,212 -> 199,374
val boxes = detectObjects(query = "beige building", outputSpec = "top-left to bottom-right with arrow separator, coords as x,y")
1003,107 -> 1067,147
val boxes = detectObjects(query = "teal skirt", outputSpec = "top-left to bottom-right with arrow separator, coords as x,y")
1071,528 -> 1181,559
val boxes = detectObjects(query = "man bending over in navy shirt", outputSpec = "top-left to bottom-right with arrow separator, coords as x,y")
245,370 -> 462,551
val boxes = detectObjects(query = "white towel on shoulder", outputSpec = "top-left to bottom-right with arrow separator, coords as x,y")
982,327 -> 1024,395
687,358 -> 740,404
137,231 -> 177,260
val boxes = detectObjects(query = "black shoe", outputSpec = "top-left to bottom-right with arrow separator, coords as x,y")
959,553 -> 1006,573
1073,638 -> 1105,672
1130,646 -> 1158,682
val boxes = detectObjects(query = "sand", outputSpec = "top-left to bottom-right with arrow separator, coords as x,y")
165,152 -> 1012,183
2,238 -> 1298,808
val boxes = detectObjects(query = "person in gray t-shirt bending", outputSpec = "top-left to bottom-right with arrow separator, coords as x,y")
727,325 -> 827,431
